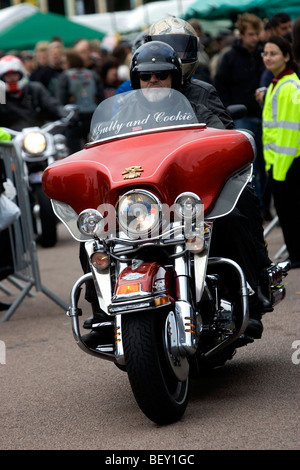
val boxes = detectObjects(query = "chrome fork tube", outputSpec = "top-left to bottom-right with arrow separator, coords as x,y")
174,245 -> 190,301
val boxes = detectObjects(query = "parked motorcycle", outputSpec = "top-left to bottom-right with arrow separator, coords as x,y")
3,105 -> 77,247
42,89 -> 288,424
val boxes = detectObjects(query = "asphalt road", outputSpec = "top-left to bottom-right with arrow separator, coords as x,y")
0,222 -> 299,451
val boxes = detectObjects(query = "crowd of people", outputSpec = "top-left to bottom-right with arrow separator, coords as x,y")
0,10 -> 299,329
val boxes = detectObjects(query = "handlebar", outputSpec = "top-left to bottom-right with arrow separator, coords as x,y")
2,104 -> 79,137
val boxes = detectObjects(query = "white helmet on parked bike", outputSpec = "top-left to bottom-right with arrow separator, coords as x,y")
146,16 -> 200,81
130,41 -> 183,90
0,55 -> 28,93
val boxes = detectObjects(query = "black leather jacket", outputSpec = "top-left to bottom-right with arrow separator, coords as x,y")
182,78 -> 235,129
214,39 -> 265,118
0,81 -> 65,131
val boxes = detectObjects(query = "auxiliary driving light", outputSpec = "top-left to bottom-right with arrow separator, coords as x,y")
174,192 -> 203,220
77,209 -> 104,236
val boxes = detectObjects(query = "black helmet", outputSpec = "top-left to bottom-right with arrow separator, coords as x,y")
132,29 -> 148,53
130,41 -> 182,90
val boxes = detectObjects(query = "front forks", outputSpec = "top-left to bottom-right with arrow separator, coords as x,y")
66,251 -> 200,364
67,253 -> 249,364
173,246 -> 200,356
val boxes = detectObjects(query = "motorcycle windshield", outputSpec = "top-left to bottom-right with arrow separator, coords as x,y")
89,88 -> 200,143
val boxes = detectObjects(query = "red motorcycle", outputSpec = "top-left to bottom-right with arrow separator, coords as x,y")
42,89 -> 287,424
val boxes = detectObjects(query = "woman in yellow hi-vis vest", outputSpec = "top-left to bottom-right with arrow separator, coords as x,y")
262,36 -> 300,269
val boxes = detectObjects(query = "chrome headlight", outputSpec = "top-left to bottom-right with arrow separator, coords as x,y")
117,190 -> 161,238
23,131 -> 47,154
174,192 -> 203,221
77,209 -> 104,237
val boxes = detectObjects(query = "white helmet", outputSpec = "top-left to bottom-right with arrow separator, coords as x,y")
146,17 -> 200,81
0,55 -> 28,93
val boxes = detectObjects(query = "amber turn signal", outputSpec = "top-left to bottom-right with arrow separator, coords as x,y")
117,283 -> 141,295
91,252 -> 109,271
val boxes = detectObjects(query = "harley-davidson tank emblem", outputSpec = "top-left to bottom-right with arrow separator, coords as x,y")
122,166 -> 144,179
122,273 -> 145,280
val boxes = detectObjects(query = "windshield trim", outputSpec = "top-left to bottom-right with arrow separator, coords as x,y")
86,122 -> 206,147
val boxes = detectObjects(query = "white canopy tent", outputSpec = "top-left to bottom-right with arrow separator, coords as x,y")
0,1 -> 230,48
71,0 -> 230,36
0,3 -> 38,29
71,1 -> 195,35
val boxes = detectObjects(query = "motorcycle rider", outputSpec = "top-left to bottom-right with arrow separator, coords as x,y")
81,41 -> 227,347
0,55 -> 67,131
0,55 -> 74,248
116,23 -> 234,131
81,41 -> 270,347
113,42 -> 225,130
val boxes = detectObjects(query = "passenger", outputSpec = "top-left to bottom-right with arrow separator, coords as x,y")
214,13 -> 269,219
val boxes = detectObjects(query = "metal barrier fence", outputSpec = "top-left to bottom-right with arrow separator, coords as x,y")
263,215 -> 287,260
0,140 -> 68,322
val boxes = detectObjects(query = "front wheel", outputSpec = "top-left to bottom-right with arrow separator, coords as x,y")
122,310 -> 189,424
34,184 -> 57,247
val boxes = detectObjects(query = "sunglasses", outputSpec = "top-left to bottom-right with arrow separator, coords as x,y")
138,71 -> 170,82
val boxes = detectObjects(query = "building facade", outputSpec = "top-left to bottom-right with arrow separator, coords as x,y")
1,0 -> 163,16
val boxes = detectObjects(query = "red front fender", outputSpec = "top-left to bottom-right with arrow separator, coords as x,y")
114,262 -> 174,298
108,262 -> 175,314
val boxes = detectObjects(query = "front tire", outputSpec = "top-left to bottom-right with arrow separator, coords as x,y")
35,184 -> 57,247
122,310 -> 189,424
